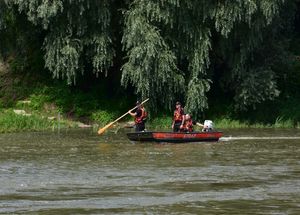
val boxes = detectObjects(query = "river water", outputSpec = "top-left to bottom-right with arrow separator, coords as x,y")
0,129 -> 299,214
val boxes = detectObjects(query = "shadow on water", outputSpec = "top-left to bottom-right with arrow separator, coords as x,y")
0,128 -> 300,214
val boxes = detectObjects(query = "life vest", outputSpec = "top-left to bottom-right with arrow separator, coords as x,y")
135,107 -> 147,124
173,108 -> 184,122
183,119 -> 193,132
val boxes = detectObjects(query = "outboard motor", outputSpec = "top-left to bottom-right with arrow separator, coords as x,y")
203,120 -> 214,132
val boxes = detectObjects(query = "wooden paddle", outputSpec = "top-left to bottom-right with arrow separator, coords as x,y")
97,98 -> 149,135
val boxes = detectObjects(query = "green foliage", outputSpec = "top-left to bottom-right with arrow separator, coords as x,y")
122,1 -> 185,110
2,0 -> 114,84
149,115 -> 172,129
212,116 -> 298,129
91,110 -> 117,125
274,116 -> 294,128
0,99 -> 4,108
185,78 -> 211,117
1,0 -> 300,121
148,115 -> 298,129
0,0 -> 8,31
0,109 -> 59,133
214,118 -> 251,129
28,94 -> 51,110
278,98 -> 300,122
234,69 -> 280,110
121,0 -> 290,115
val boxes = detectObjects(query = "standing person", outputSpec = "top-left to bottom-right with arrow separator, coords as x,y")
172,101 -> 185,132
129,101 -> 147,132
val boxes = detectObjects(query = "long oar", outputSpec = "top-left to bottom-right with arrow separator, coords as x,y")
97,98 -> 149,135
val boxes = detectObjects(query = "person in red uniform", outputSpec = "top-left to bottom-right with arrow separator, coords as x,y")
180,114 -> 204,132
172,101 -> 185,132
129,101 -> 147,132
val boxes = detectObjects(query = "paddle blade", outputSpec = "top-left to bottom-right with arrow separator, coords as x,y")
97,122 -> 113,135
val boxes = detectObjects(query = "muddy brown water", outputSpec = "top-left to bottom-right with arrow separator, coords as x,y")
0,128 -> 299,214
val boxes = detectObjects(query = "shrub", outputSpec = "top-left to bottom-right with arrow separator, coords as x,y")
150,116 -> 172,129
91,110 -> 117,125
28,94 -> 51,110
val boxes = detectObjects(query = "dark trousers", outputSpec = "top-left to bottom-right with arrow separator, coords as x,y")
135,123 -> 145,132
173,122 -> 182,132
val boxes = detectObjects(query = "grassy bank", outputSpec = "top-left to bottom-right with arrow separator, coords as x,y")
0,68 -> 132,133
0,61 -> 299,133
0,89 -> 299,133
0,108 -> 299,134
0,109 -> 77,133
0,83 -> 130,133
213,117 -> 299,129
148,116 -> 300,130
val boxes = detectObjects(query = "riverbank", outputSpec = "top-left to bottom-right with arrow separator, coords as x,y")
0,108 -> 82,133
149,116 -> 300,130
1,107 -> 298,134
0,61 -> 299,133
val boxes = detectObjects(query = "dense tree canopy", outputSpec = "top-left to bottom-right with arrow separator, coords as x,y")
0,0 -> 299,118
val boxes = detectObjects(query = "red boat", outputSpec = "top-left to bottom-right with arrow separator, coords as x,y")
127,131 -> 223,143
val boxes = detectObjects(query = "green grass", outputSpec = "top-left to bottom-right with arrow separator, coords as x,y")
91,110 -> 119,126
149,116 -> 173,129
0,109 -> 75,133
1,103 -> 299,133
213,118 -> 248,129
0,81 -> 132,133
274,117 -> 295,128
146,116 -> 299,130
214,117 -> 298,129
1,70 -> 299,132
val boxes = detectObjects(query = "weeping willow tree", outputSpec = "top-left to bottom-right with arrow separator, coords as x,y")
0,0 -> 296,117
122,0 -> 290,116
0,1 -> 9,56
0,0 -> 114,84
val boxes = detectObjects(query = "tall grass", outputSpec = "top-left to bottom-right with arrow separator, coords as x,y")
214,118 -> 250,129
274,117 -> 294,128
0,109 -> 72,133
149,116 -> 172,129
1,108 -> 298,133
147,116 -> 298,130
213,117 -> 297,129
91,110 -> 118,126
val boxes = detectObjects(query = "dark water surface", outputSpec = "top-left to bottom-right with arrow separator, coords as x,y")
0,129 -> 299,214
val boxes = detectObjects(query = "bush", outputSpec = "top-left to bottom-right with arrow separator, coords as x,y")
91,110 -> 117,125
0,99 -> 4,108
150,116 -> 172,129
28,94 -> 51,110
274,117 -> 294,128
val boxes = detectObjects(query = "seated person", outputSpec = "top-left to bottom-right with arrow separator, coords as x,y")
180,115 -> 214,133
180,114 -> 203,132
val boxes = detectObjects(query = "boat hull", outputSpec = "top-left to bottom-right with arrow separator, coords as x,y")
127,131 -> 223,143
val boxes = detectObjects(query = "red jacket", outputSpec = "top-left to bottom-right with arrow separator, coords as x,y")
173,108 -> 184,122
135,107 -> 147,124
182,119 -> 194,132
